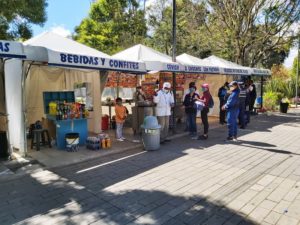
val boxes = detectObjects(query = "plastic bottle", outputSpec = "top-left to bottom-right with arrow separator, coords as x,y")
101,138 -> 106,149
106,138 -> 111,148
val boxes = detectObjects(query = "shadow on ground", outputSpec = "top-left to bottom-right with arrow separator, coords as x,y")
1,112 -> 299,224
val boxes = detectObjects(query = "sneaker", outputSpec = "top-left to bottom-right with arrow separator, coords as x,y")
197,135 -> 208,140
116,138 -> 124,142
191,136 -> 198,140
165,138 -> 171,142
225,136 -> 234,142
121,137 -> 126,140
233,136 -> 238,141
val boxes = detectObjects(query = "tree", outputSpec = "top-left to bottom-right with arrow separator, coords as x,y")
147,0 -> 209,57
0,0 -> 47,40
0,0 -> 47,114
204,0 -> 300,67
74,0 -> 147,55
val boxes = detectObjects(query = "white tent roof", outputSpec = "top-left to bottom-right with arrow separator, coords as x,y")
23,32 -> 146,73
113,44 -> 184,72
202,55 -> 251,76
0,40 -> 26,59
176,53 -> 220,74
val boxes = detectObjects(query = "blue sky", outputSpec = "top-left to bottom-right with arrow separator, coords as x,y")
32,0 -> 92,37
31,0 -> 297,68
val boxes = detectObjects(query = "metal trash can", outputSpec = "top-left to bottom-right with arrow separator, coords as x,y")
141,116 -> 161,151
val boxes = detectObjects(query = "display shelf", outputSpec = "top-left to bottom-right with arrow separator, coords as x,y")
43,91 -> 75,114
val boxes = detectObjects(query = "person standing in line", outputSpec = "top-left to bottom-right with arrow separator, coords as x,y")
238,81 -> 247,129
182,82 -> 199,131
249,80 -> 257,114
218,82 -> 229,125
134,86 -> 146,104
196,83 -> 212,140
245,82 -> 251,125
153,82 -> 175,144
183,86 -> 200,138
222,81 -> 240,141
115,97 -> 127,142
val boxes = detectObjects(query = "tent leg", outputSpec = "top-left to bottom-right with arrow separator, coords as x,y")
261,76 -> 264,109
20,62 -> 28,157
172,72 -> 176,133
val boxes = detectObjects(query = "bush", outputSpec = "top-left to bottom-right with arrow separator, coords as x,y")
263,91 -> 279,111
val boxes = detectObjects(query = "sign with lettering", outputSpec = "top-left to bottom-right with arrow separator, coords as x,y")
252,69 -> 271,76
221,67 -> 250,75
184,65 -> 220,74
145,61 -> 185,72
47,50 -> 147,73
0,40 -> 26,59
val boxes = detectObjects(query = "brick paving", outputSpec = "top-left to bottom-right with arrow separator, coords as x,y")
0,110 -> 300,225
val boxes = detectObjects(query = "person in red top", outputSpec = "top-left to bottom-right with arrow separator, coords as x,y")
197,83 -> 211,140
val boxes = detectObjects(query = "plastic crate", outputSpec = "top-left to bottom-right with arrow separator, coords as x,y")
86,137 -> 101,150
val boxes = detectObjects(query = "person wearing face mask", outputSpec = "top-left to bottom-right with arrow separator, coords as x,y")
222,81 -> 240,141
153,82 -> 175,143
182,82 -> 199,131
183,86 -> 200,137
196,83 -> 212,140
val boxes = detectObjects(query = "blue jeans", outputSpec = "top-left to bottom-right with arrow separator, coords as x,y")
186,112 -> 197,135
227,109 -> 239,137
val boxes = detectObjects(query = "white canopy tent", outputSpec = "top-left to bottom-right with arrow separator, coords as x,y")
4,32 -> 146,156
202,55 -> 252,76
176,53 -> 220,74
113,44 -> 185,72
0,40 -> 27,157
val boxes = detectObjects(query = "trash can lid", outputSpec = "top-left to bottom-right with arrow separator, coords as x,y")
141,116 -> 161,129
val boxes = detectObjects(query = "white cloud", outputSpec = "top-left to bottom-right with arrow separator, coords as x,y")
49,25 -> 72,38
284,46 -> 298,69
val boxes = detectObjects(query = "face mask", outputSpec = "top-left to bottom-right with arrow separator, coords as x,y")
189,87 -> 195,93
117,102 -> 122,105
202,88 -> 207,92
163,88 -> 169,93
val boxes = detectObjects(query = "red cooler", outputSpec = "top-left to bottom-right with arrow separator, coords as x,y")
102,115 -> 109,130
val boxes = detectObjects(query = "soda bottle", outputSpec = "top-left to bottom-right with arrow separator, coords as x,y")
106,138 -> 111,148
101,138 -> 106,149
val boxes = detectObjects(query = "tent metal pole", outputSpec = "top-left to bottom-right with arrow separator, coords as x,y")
172,0 -> 177,133
21,62 -> 33,157
21,61 -> 27,157
261,76 -> 264,109
296,37 -> 299,108
2,58 -> 13,160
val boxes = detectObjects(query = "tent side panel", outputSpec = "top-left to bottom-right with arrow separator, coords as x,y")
5,59 -> 23,150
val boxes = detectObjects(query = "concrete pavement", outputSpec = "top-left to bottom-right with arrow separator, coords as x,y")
1,110 -> 300,225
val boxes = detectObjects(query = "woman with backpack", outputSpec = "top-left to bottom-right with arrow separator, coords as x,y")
196,83 -> 213,140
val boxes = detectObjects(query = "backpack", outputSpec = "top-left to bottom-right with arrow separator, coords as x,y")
208,94 -> 214,108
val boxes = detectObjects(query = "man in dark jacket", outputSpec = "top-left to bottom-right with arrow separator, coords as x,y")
218,82 -> 229,125
238,82 -> 247,129
222,81 -> 240,141
249,80 -> 257,114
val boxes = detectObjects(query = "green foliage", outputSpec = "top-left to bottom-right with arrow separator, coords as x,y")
74,0 -> 147,55
263,91 -> 279,111
147,0 -> 209,57
0,0 -> 47,40
145,0 -> 300,66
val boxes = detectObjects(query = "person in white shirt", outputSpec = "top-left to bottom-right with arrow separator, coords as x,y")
153,82 -> 175,143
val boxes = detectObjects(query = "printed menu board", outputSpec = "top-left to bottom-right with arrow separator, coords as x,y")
105,72 -> 137,88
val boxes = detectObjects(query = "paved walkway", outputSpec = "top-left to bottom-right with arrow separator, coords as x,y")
1,110 -> 300,225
